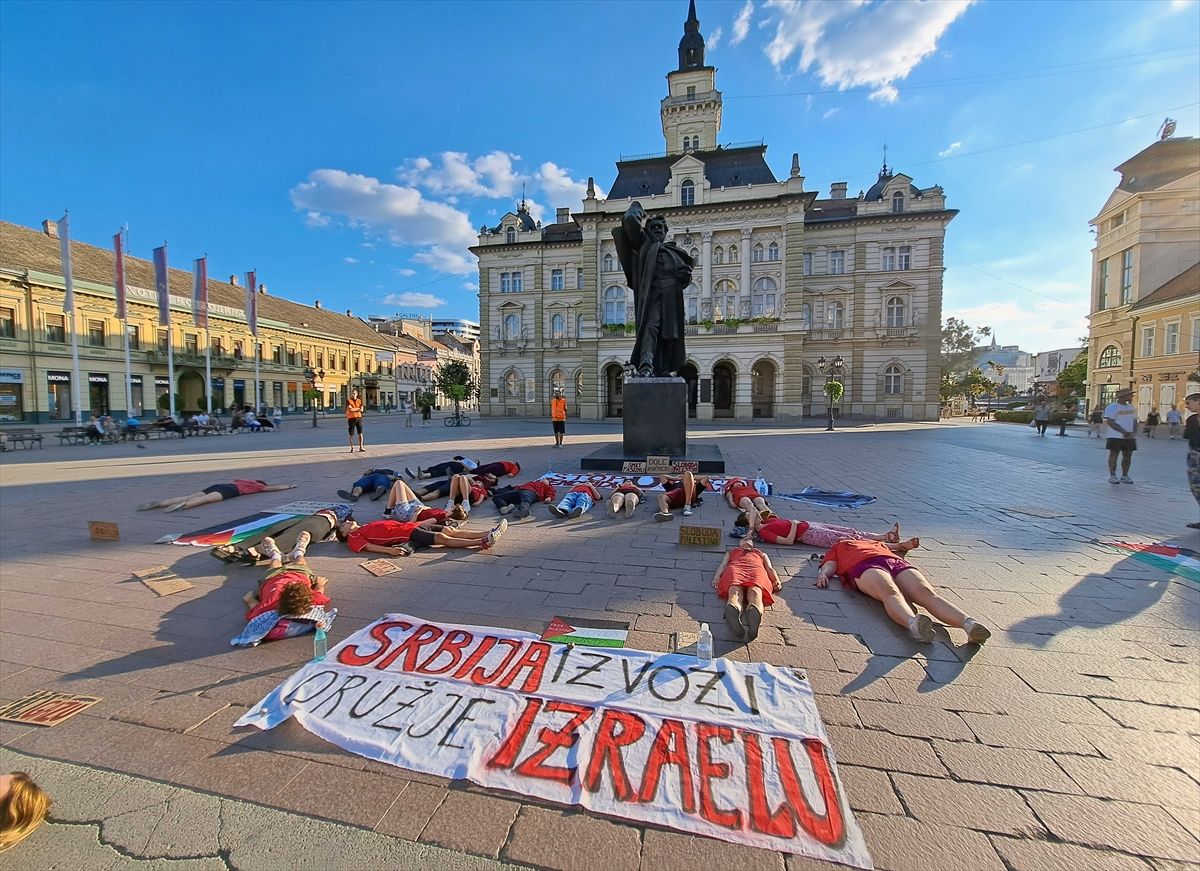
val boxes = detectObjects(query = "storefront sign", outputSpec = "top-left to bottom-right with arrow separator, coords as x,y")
0,370 -> 23,384
47,371 -> 71,383
155,376 -> 170,387
88,373 -> 109,384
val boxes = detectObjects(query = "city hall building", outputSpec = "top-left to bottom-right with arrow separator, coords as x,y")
473,1 -> 955,422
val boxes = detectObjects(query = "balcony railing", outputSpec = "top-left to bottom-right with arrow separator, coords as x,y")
546,337 -> 578,349
809,328 -> 845,341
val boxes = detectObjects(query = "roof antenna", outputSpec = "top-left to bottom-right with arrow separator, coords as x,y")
881,143 -> 889,177
519,183 -> 527,213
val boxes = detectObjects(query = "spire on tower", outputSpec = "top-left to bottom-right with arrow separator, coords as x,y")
678,0 -> 705,70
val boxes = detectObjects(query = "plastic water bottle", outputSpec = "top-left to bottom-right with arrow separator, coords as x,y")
697,623 -> 713,665
312,626 -> 328,662
755,467 -> 770,497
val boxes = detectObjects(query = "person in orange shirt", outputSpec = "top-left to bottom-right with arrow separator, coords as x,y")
816,539 -> 990,645
345,389 -> 365,453
550,389 -> 567,447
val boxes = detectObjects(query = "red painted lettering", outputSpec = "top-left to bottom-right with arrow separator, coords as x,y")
337,619 -> 411,667
495,641 -> 552,693
696,723 -> 743,831
414,629 -> 475,675
375,623 -> 443,672
637,718 -> 696,813
467,637 -> 523,686
488,696 -> 543,771
582,708 -> 646,801
514,700 -> 594,785
774,737 -> 846,847
451,635 -> 498,679
742,730 -> 795,838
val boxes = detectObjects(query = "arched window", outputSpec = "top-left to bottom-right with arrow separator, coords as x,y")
550,369 -> 566,395
550,313 -> 565,338
828,301 -> 845,329
603,287 -> 626,325
503,313 -> 521,339
603,252 -> 614,272
767,241 -> 779,261
801,302 -> 813,329
714,280 -> 737,321
1098,345 -> 1121,368
504,371 -> 520,397
752,243 -> 764,263
506,226 -> 516,243
891,191 -> 904,213
729,244 -> 739,263
713,246 -> 724,265
682,136 -> 692,151
752,277 -> 777,318
886,296 -> 906,328
680,178 -> 695,207
884,364 -> 904,395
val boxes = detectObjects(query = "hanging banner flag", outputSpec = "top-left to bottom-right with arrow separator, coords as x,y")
153,244 -> 170,326
192,256 -> 208,330
59,213 -> 75,313
113,230 -> 128,320
244,270 -> 258,336
236,613 -> 871,869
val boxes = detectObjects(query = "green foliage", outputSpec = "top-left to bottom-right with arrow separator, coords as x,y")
994,410 -> 1036,424
196,396 -> 208,412
725,318 -> 744,329
941,317 -> 992,375
699,319 -> 714,331
416,389 -> 437,411
433,361 -> 478,408
823,380 -> 844,403
940,367 -> 1000,401
1056,350 -> 1088,398
156,392 -> 179,411
302,388 -> 320,402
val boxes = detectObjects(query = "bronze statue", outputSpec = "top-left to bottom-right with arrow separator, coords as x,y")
611,202 -> 693,377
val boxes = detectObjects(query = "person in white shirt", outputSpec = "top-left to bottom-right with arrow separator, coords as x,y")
1103,388 -> 1139,484
1165,404 -> 1183,439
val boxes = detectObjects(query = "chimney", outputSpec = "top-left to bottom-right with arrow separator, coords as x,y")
258,284 -> 267,295
556,207 -> 570,224
314,299 -> 321,309
830,182 -> 848,199
41,219 -> 58,239
229,274 -> 239,286
346,309 -> 353,317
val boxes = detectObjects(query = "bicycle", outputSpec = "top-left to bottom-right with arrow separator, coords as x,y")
444,414 -> 472,427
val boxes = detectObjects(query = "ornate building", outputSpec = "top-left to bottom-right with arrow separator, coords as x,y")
473,0 -> 954,422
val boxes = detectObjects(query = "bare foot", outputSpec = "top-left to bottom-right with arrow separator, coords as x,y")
886,522 -> 901,543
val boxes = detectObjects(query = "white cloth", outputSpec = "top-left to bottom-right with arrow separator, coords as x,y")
1103,402 -> 1138,439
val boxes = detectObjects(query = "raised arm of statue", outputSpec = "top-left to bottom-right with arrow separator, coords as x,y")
621,202 -> 647,249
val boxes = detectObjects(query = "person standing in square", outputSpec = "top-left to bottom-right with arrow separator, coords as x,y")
346,389 -> 365,453
550,389 -> 567,448
1184,391 -> 1200,529
1103,388 -> 1138,484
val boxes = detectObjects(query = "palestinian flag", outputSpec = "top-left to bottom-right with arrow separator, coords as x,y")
1100,541 -> 1200,583
170,511 -> 305,547
541,616 -> 630,648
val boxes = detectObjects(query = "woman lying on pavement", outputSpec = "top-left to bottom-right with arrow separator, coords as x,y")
337,468 -> 398,502
816,539 -> 991,645
382,479 -> 449,523
548,481 -> 603,519
653,471 -> 709,521
211,505 -> 354,565
337,516 -> 507,555
724,476 -> 774,526
237,534 -> 331,644
739,512 -> 918,553
446,473 -> 498,521
405,456 -> 479,480
138,479 -> 295,512
408,470 -> 498,505
712,537 -> 783,642
608,480 -> 645,518
492,479 -> 557,518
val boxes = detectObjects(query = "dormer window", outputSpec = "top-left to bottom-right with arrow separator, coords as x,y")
680,178 -> 695,207
686,85 -> 696,100
506,226 -> 516,243
891,191 -> 904,213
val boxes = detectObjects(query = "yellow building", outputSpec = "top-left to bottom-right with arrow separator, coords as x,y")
0,220 -> 416,423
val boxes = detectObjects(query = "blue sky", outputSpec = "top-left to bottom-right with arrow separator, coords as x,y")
2,0 -> 1197,352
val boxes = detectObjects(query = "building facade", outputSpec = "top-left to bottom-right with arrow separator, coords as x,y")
1031,346 -> 1084,395
1086,132 -> 1200,415
473,1 -> 953,422
973,338 -> 1034,394
0,221 -> 416,423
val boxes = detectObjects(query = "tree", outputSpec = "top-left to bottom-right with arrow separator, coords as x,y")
941,317 -> 992,375
1057,350 -> 1088,398
433,361 -> 479,417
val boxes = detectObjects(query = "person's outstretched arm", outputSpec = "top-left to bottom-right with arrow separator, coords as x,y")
761,553 -> 783,591
262,484 -> 295,492
711,552 -> 732,590
358,542 -> 409,556
815,560 -> 837,589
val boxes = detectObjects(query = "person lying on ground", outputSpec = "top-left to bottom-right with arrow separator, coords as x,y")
337,517 -> 507,555
406,456 -> 479,479
211,505 -> 353,565
654,471 -> 709,521
492,479 -> 557,518
712,537 -> 782,643
447,472 -> 505,521
724,476 -> 774,526
382,478 -> 450,523
608,481 -> 646,518
548,482 -> 603,519
138,479 -> 295,512
338,468 -> 398,502
0,771 -> 52,853
816,538 -> 991,645
239,535 -> 331,643
469,460 -> 520,481
409,470 -> 499,507
739,512 -> 919,554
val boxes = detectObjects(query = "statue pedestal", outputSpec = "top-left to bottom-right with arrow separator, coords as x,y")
623,377 -> 686,457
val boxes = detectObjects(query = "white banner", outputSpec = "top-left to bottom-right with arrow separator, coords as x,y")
237,614 -> 871,868
539,472 -> 734,493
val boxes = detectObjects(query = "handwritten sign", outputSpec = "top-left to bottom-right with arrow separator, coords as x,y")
679,525 -> 723,547
361,559 -> 401,577
621,462 -> 647,473
237,614 -> 871,868
0,691 -> 101,726
88,521 -> 120,541
132,565 -> 193,597
645,455 -> 672,473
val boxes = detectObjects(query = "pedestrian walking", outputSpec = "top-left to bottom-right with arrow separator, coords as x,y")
1144,408 -> 1160,439
1033,400 -> 1051,436
1088,407 -> 1104,438
272,406 -> 283,430
421,402 -> 432,427
346,389 -> 365,453
1165,404 -> 1183,439
1184,392 -> 1200,529
1055,399 -> 1074,436
550,389 -> 567,448
1103,388 -> 1138,484
404,400 -> 414,428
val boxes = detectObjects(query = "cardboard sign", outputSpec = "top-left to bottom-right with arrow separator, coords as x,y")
0,691 -> 101,726
361,559 -> 401,577
132,565 -> 193,597
679,525 -> 723,547
645,455 -> 672,473
621,461 -> 647,473
88,520 -> 120,541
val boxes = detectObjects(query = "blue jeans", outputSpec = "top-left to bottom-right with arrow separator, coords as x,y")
557,492 -> 594,514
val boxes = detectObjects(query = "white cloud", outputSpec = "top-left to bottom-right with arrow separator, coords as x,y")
535,162 -> 591,205
946,299 -> 1087,350
938,141 -> 963,158
822,107 -> 840,119
382,292 -> 446,308
708,25 -> 724,50
763,0 -> 973,103
463,281 -> 479,290
398,150 -> 523,198
360,241 -> 376,249
731,0 -> 754,45
305,211 -> 331,228
395,267 -> 417,276
343,256 -> 360,264
1169,0 -> 1196,9
412,246 -> 476,275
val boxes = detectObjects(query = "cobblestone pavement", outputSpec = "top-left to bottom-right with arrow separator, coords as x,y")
1,415 -> 1197,870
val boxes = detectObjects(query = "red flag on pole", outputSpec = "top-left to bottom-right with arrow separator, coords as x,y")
113,230 -> 127,320
244,270 -> 257,336
59,213 -> 75,313
192,256 -> 208,330
153,245 -> 170,326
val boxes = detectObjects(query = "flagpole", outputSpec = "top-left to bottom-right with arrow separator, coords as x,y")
204,327 -> 212,414
118,227 -> 133,418
69,307 -> 82,425
59,211 -> 83,425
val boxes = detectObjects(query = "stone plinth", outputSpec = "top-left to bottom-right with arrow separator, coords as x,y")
622,377 -> 686,457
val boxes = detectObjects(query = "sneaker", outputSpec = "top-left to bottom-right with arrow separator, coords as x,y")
383,506 -> 394,518
1120,475 -> 1133,484
568,506 -> 584,519
624,499 -> 637,519
445,500 -> 454,512
481,532 -> 496,550
963,618 -> 991,645
654,511 -> 674,522
548,504 -> 567,518
907,614 -> 934,643
608,501 -> 619,518
492,518 -> 509,538
1108,474 -> 1119,484
682,505 -> 693,517
260,537 -> 283,563
336,489 -> 359,503
515,502 -> 531,519
499,503 -> 513,515
405,466 -> 417,479
449,504 -> 468,522
287,531 -> 311,563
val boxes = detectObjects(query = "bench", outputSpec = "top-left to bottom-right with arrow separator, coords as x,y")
56,427 -> 90,446
2,427 -> 44,450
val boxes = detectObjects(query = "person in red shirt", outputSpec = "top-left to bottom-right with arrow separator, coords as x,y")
548,482 -> 602,519
137,479 -> 295,513
492,480 -> 556,519
472,460 -> 520,480
241,537 -> 332,643
337,517 -> 507,555
608,481 -> 645,519
446,473 -> 501,521
712,537 -> 783,642
740,512 -> 916,552
654,471 -> 708,521
724,477 -> 773,526
817,539 -> 990,645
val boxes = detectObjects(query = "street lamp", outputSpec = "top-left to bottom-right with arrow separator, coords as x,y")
816,355 -> 846,431
303,366 -> 325,428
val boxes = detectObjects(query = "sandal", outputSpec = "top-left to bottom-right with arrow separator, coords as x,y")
895,537 -> 920,555
885,523 -> 901,543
